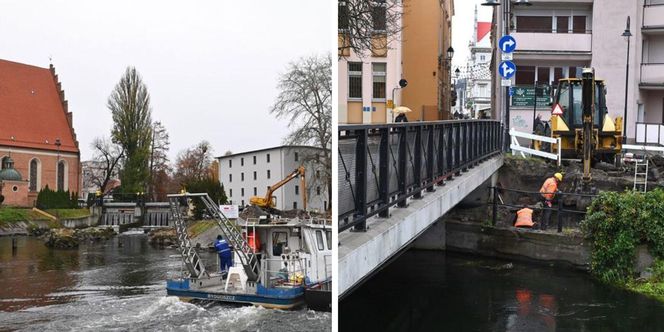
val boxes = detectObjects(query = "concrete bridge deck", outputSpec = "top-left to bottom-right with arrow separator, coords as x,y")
339,155 -> 503,297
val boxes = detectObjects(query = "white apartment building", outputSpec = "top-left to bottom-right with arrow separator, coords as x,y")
492,0 -> 664,140
217,146 -> 329,212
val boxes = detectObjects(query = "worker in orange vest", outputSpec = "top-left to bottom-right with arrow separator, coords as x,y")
539,173 -> 563,230
514,207 -> 535,228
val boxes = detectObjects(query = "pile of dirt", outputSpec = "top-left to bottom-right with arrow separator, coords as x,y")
239,205 -> 270,220
44,227 -> 116,248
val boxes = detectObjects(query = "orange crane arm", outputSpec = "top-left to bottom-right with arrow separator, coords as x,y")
264,166 -> 305,203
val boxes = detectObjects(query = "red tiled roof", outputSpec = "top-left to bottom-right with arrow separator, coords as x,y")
0,59 -> 79,153
478,22 -> 491,43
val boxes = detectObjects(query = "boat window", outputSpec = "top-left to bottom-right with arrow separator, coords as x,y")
272,231 -> 288,256
325,231 -> 332,250
316,230 -> 325,251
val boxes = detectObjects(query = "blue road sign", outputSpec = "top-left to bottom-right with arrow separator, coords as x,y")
509,87 -> 515,96
499,61 -> 516,79
499,35 -> 517,53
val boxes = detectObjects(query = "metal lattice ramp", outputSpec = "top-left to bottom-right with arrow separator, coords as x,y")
168,196 -> 208,279
169,193 -> 259,281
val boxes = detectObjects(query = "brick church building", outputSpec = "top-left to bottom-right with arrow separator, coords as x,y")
0,59 -> 80,207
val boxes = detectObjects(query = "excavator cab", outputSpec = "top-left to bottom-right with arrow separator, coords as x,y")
550,77 -> 622,162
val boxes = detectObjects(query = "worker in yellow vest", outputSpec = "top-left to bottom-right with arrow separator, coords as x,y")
514,207 -> 535,228
539,173 -> 563,230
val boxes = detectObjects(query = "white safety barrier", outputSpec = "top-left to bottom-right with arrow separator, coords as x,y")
509,128 -> 562,166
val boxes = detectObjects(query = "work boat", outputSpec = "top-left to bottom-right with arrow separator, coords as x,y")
165,193 -> 332,310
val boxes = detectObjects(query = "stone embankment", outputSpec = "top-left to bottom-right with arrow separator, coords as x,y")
43,227 -> 116,248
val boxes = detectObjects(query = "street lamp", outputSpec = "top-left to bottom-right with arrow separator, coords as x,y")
447,47 -> 455,118
622,16 -> 632,144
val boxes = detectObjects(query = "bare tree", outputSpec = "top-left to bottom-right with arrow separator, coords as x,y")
149,121 -> 170,200
270,54 -> 332,211
90,137 -> 124,193
173,141 -> 214,186
338,0 -> 403,57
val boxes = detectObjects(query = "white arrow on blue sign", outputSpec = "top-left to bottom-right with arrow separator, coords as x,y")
499,35 -> 517,53
499,61 -> 516,79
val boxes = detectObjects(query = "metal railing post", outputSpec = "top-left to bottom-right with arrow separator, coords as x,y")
557,192 -> 563,233
398,126 -> 408,207
426,125 -> 435,192
414,125 -> 423,199
354,129 -> 368,231
378,128 -> 390,218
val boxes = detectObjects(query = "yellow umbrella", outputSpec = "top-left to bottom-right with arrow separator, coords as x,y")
393,106 -> 412,114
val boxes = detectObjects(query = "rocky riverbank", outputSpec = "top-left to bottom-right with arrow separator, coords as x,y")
43,227 -> 117,249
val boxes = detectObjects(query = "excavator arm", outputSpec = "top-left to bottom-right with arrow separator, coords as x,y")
250,166 -> 306,210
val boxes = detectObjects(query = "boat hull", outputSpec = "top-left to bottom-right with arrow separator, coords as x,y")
166,279 -> 304,310
304,281 -> 331,312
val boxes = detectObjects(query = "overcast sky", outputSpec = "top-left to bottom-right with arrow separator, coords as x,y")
452,0 -> 493,68
0,1 -> 332,161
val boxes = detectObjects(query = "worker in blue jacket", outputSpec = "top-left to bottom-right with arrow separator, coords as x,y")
214,235 -> 233,276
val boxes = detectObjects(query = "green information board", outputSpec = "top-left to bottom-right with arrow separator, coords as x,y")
511,85 -> 551,107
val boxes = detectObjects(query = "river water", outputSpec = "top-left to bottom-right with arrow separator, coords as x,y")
0,236 -> 330,331
341,250 -> 664,331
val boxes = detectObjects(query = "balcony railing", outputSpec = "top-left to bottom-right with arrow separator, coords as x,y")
640,63 -> 664,85
511,31 -> 592,53
643,2 -> 664,29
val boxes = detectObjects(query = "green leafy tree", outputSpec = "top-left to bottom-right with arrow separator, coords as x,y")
108,66 -> 153,194
185,176 -> 228,219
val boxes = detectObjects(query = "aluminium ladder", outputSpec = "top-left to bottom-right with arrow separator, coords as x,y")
633,156 -> 649,192
169,193 -> 259,281
168,196 -> 208,279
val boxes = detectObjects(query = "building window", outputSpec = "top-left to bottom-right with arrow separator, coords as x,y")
516,16 -> 552,33
241,172 -> 245,181
294,152 -> 299,162
12,185 -> 18,192
229,189 -> 232,197
515,66 -> 536,85
0,156 -> 7,170
29,159 -> 39,192
253,171 -> 257,180
293,202 -> 298,210
267,154 -> 270,163
317,186 -> 321,195
537,67 -> 550,85
339,1 -> 349,31
348,62 -> 362,99
241,200 -> 245,206
267,170 -> 271,179
229,159 -> 232,168
556,16 -> 569,33
324,201 -> 328,211
295,185 -> 299,195
316,230 -> 325,250
253,187 -> 257,196
372,2 -> 387,31
229,174 -> 232,182
573,16 -> 586,34
253,156 -> 256,164
241,158 -> 244,166
241,188 -> 245,196
372,63 -> 387,99
57,160 -> 66,191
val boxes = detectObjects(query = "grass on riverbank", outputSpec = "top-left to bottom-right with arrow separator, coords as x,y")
188,220 -> 217,238
0,208 -> 47,224
46,209 -> 90,219
626,260 -> 664,303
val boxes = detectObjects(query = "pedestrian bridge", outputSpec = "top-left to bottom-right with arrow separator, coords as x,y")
338,120 -> 503,298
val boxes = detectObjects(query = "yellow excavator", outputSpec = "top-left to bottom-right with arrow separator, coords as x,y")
546,68 -> 623,185
250,166 -> 307,210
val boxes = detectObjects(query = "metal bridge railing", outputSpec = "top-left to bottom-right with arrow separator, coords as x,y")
338,120 -> 503,233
